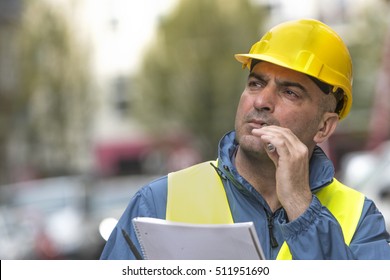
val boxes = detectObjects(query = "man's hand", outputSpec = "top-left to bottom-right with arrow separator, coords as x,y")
252,126 -> 312,220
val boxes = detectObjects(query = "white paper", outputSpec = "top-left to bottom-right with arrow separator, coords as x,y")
132,217 -> 265,260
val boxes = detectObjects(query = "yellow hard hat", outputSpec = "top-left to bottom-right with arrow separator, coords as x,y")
235,18 -> 353,120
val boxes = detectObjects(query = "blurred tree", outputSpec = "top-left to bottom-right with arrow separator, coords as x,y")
0,0 -> 93,183
133,0 -> 267,159
342,2 -> 390,134
327,1 -> 390,169
365,19 -> 390,149
0,0 -> 22,183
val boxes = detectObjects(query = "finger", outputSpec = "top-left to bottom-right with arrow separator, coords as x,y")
254,126 -> 299,154
251,128 -> 277,153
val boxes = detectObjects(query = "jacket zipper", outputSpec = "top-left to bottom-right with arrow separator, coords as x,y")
265,209 -> 279,248
212,162 -> 280,249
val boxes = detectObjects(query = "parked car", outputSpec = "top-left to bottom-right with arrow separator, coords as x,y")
84,174 -> 160,258
340,140 -> 390,232
0,174 -> 160,259
0,176 -> 89,259
0,205 -> 35,259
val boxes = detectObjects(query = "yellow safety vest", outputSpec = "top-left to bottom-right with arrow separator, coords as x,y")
166,160 -> 365,259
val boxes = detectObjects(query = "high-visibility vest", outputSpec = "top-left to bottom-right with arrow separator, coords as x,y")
166,160 -> 365,259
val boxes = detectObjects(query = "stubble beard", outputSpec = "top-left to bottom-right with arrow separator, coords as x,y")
235,126 -> 271,164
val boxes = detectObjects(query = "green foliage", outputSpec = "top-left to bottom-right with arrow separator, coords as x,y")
134,0 -> 267,158
339,3 -> 390,133
17,0 -> 93,176
0,0 -> 92,182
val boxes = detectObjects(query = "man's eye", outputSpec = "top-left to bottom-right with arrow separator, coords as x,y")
248,80 -> 263,88
284,89 -> 299,98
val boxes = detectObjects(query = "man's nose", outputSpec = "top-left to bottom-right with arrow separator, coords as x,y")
253,86 -> 276,112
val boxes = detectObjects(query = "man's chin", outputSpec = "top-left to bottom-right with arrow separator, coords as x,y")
238,134 -> 265,153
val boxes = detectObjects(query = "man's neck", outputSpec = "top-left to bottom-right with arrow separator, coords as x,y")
235,146 -> 281,211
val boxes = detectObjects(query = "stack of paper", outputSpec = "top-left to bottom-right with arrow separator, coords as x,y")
132,217 -> 265,260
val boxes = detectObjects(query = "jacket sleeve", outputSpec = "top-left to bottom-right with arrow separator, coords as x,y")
99,176 -> 168,260
279,196 -> 390,259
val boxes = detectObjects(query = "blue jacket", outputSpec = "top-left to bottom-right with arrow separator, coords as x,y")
100,131 -> 390,259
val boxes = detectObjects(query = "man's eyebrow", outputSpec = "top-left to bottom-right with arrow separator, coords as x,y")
248,72 -> 266,81
275,79 -> 308,93
248,71 -> 309,93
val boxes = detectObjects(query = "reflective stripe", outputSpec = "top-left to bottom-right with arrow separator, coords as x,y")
167,161 -> 365,259
276,178 -> 365,259
167,160 -> 233,224
315,178 -> 365,245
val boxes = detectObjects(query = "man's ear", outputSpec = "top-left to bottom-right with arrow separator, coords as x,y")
313,112 -> 339,144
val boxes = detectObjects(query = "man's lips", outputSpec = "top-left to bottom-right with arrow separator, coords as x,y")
247,121 -> 276,152
247,119 -> 269,128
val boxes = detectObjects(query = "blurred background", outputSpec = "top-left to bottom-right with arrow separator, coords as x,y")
0,0 -> 389,259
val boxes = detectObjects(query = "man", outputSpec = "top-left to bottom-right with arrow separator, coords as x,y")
100,19 -> 390,259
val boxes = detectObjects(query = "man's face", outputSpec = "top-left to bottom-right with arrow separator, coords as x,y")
234,61 -> 327,156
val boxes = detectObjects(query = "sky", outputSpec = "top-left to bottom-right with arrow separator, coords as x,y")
77,0 -> 179,78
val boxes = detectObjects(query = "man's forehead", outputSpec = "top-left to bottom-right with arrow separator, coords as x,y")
250,61 -> 313,85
